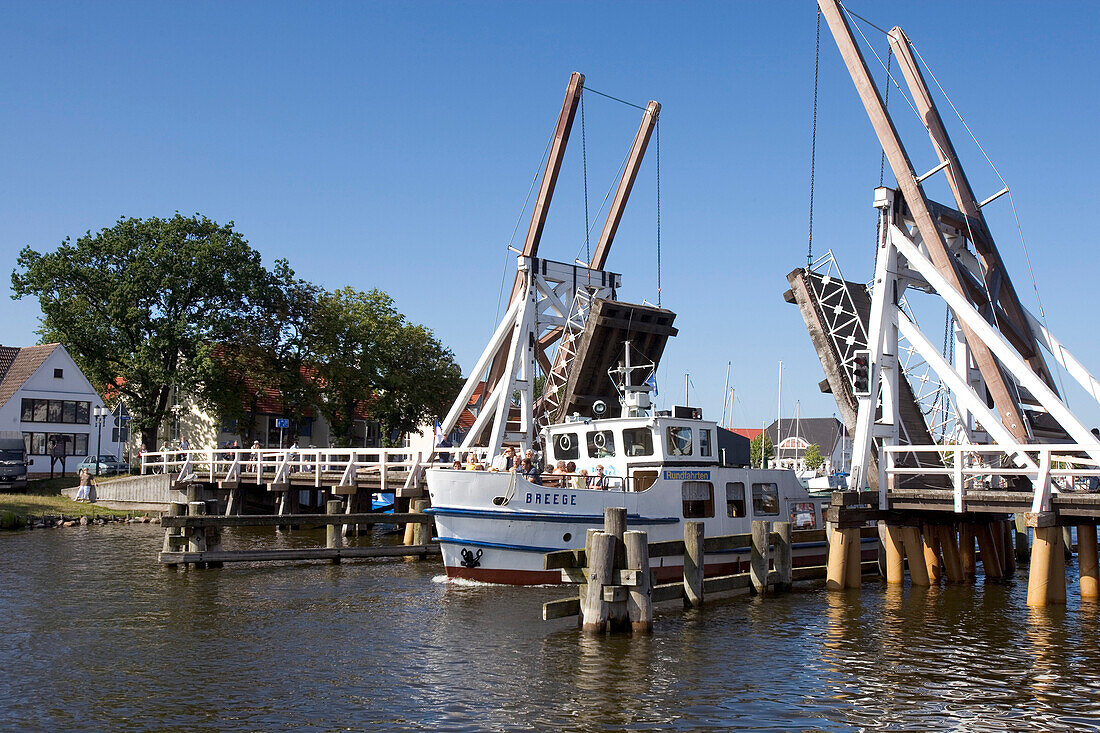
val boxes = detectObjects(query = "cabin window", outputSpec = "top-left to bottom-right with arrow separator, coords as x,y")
752,482 -> 779,515
666,426 -> 693,456
725,481 -> 746,517
632,470 -> 658,492
554,432 -> 579,461
700,429 -> 712,457
623,428 -> 654,457
586,430 -> 616,458
682,481 -> 714,518
791,502 -> 817,530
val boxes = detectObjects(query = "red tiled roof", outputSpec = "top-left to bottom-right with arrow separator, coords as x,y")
0,344 -> 61,409
732,428 -> 763,441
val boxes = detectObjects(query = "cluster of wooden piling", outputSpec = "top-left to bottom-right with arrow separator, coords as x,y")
543,509 -> 858,633
1026,515 -> 1099,607
158,484 -> 438,568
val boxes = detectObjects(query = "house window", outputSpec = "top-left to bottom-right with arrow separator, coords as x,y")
23,432 -> 89,456
554,432 -> 580,461
20,398 -> 92,424
53,368 -> 63,379
725,481 -> 746,517
623,428 -> 654,457
752,482 -> 779,516
586,430 -> 615,458
666,426 -> 693,456
681,481 -> 714,518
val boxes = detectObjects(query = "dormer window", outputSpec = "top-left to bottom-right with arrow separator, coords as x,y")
53,368 -> 63,379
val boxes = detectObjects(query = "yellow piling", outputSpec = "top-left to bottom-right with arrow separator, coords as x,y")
1078,525 -> 1099,603
845,528 -> 862,589
1027,526 -> 1056,607
826,526 -> 849,591
883,524 -> 906,585
901,526 -> 930,586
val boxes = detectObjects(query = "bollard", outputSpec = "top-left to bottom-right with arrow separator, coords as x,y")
326,499 -> 343,564
773,521 -> 792,592
750,520 -> 770,596
683,521 -> 704,608
582,531 -> 614,634
624,530 -> 653,633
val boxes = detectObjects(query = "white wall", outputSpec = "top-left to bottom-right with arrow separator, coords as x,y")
0,346 -> 121,474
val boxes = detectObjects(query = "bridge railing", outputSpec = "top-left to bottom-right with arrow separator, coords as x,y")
141,447 -> 493,488
883,443 -> 1100,514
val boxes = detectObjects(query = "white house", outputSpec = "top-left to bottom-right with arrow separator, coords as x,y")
763,417 -> 851,474
0,343 -> 121,475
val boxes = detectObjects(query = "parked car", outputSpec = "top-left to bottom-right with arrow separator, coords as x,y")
78,455 -> 130,475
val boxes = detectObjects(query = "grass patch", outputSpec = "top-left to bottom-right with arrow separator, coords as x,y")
0,475 -> 139,522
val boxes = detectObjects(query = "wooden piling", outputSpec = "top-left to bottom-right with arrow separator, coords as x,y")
921,523 -> 943,583
1014,514 -> 1030,562
901,526 -> 930,586
844,527 -> 861,589
1078,525 -> 1099,602
1001,520 -> 1016,576
582,531 -> 614,633
683,521 -> 704,608
604,507 -> 629,631
161,501 -> 187,567
773,521 -> 792,592
938,524 -> 964,584
1027,525 -> 1057,607
1062,526 -> 1075,561
624,530 -> 653,633
882,523 -> 905,585
975,522 -> 1003,581
187,500 -> 207,568
326,499 -> 343,563
960,522 -> 977,581
750,520 -> 770,595
1050,527 -> 1067,605
826,524 -> 849,590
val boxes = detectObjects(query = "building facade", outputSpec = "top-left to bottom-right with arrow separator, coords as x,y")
0,344 -> 122,475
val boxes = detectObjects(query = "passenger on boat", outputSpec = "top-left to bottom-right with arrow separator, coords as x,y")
491,447 -> 515,472
520,457 -> 542,485
525,448 -> 542,474
551,461 -> 568,488
465,454 -> 479,470
588,464 -> 608,490
451,459 -> 462,470
567,462 -> 584,491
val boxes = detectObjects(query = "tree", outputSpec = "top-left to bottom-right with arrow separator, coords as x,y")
195,261 -> 320,444
12,214 -> 273,449
310,287 -> 462,447
804,443 -> 824,471
750,433 -> 773,469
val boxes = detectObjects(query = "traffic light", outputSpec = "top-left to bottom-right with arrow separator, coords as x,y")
852,349 -> 871,396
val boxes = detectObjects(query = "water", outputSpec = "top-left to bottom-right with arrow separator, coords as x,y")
3,526 -> 1100,731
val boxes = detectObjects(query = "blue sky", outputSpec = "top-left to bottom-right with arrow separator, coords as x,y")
3,1 -> 1100,432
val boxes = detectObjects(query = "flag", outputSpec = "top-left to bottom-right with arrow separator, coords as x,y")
434,420 -> 446,447
645,372 -> 658,396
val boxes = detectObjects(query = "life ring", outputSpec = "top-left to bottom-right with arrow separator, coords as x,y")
557,434 -> 573,452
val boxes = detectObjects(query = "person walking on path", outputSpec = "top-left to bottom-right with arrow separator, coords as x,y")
49,438 -> 66,479
75,467 -> 96,502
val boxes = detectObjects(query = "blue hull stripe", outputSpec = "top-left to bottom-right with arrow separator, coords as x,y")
425,506 -> 679,525
436,537 -> 852,555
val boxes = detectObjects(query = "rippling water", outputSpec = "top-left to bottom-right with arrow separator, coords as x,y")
2,525 -> 1100,731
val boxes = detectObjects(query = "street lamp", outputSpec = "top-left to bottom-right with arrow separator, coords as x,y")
93,405 -> 108,476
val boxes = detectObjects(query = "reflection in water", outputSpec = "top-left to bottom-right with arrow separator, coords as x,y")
3,527 -> 1100,730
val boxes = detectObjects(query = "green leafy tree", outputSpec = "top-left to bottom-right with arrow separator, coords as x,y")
804,443 -> 824,471
196,261 -> 320,444
750,433 -> 773,469
310,287 -> 462,447
12,214 -> 272,449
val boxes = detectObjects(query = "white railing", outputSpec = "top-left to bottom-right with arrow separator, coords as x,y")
141,447 -> 492,491
883,443 -> 1100,514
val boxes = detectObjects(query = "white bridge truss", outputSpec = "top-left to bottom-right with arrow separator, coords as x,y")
438,256 -> 619,458
852,187 -> 1100,513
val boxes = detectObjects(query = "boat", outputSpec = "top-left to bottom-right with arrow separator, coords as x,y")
426,347 -> 838,585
